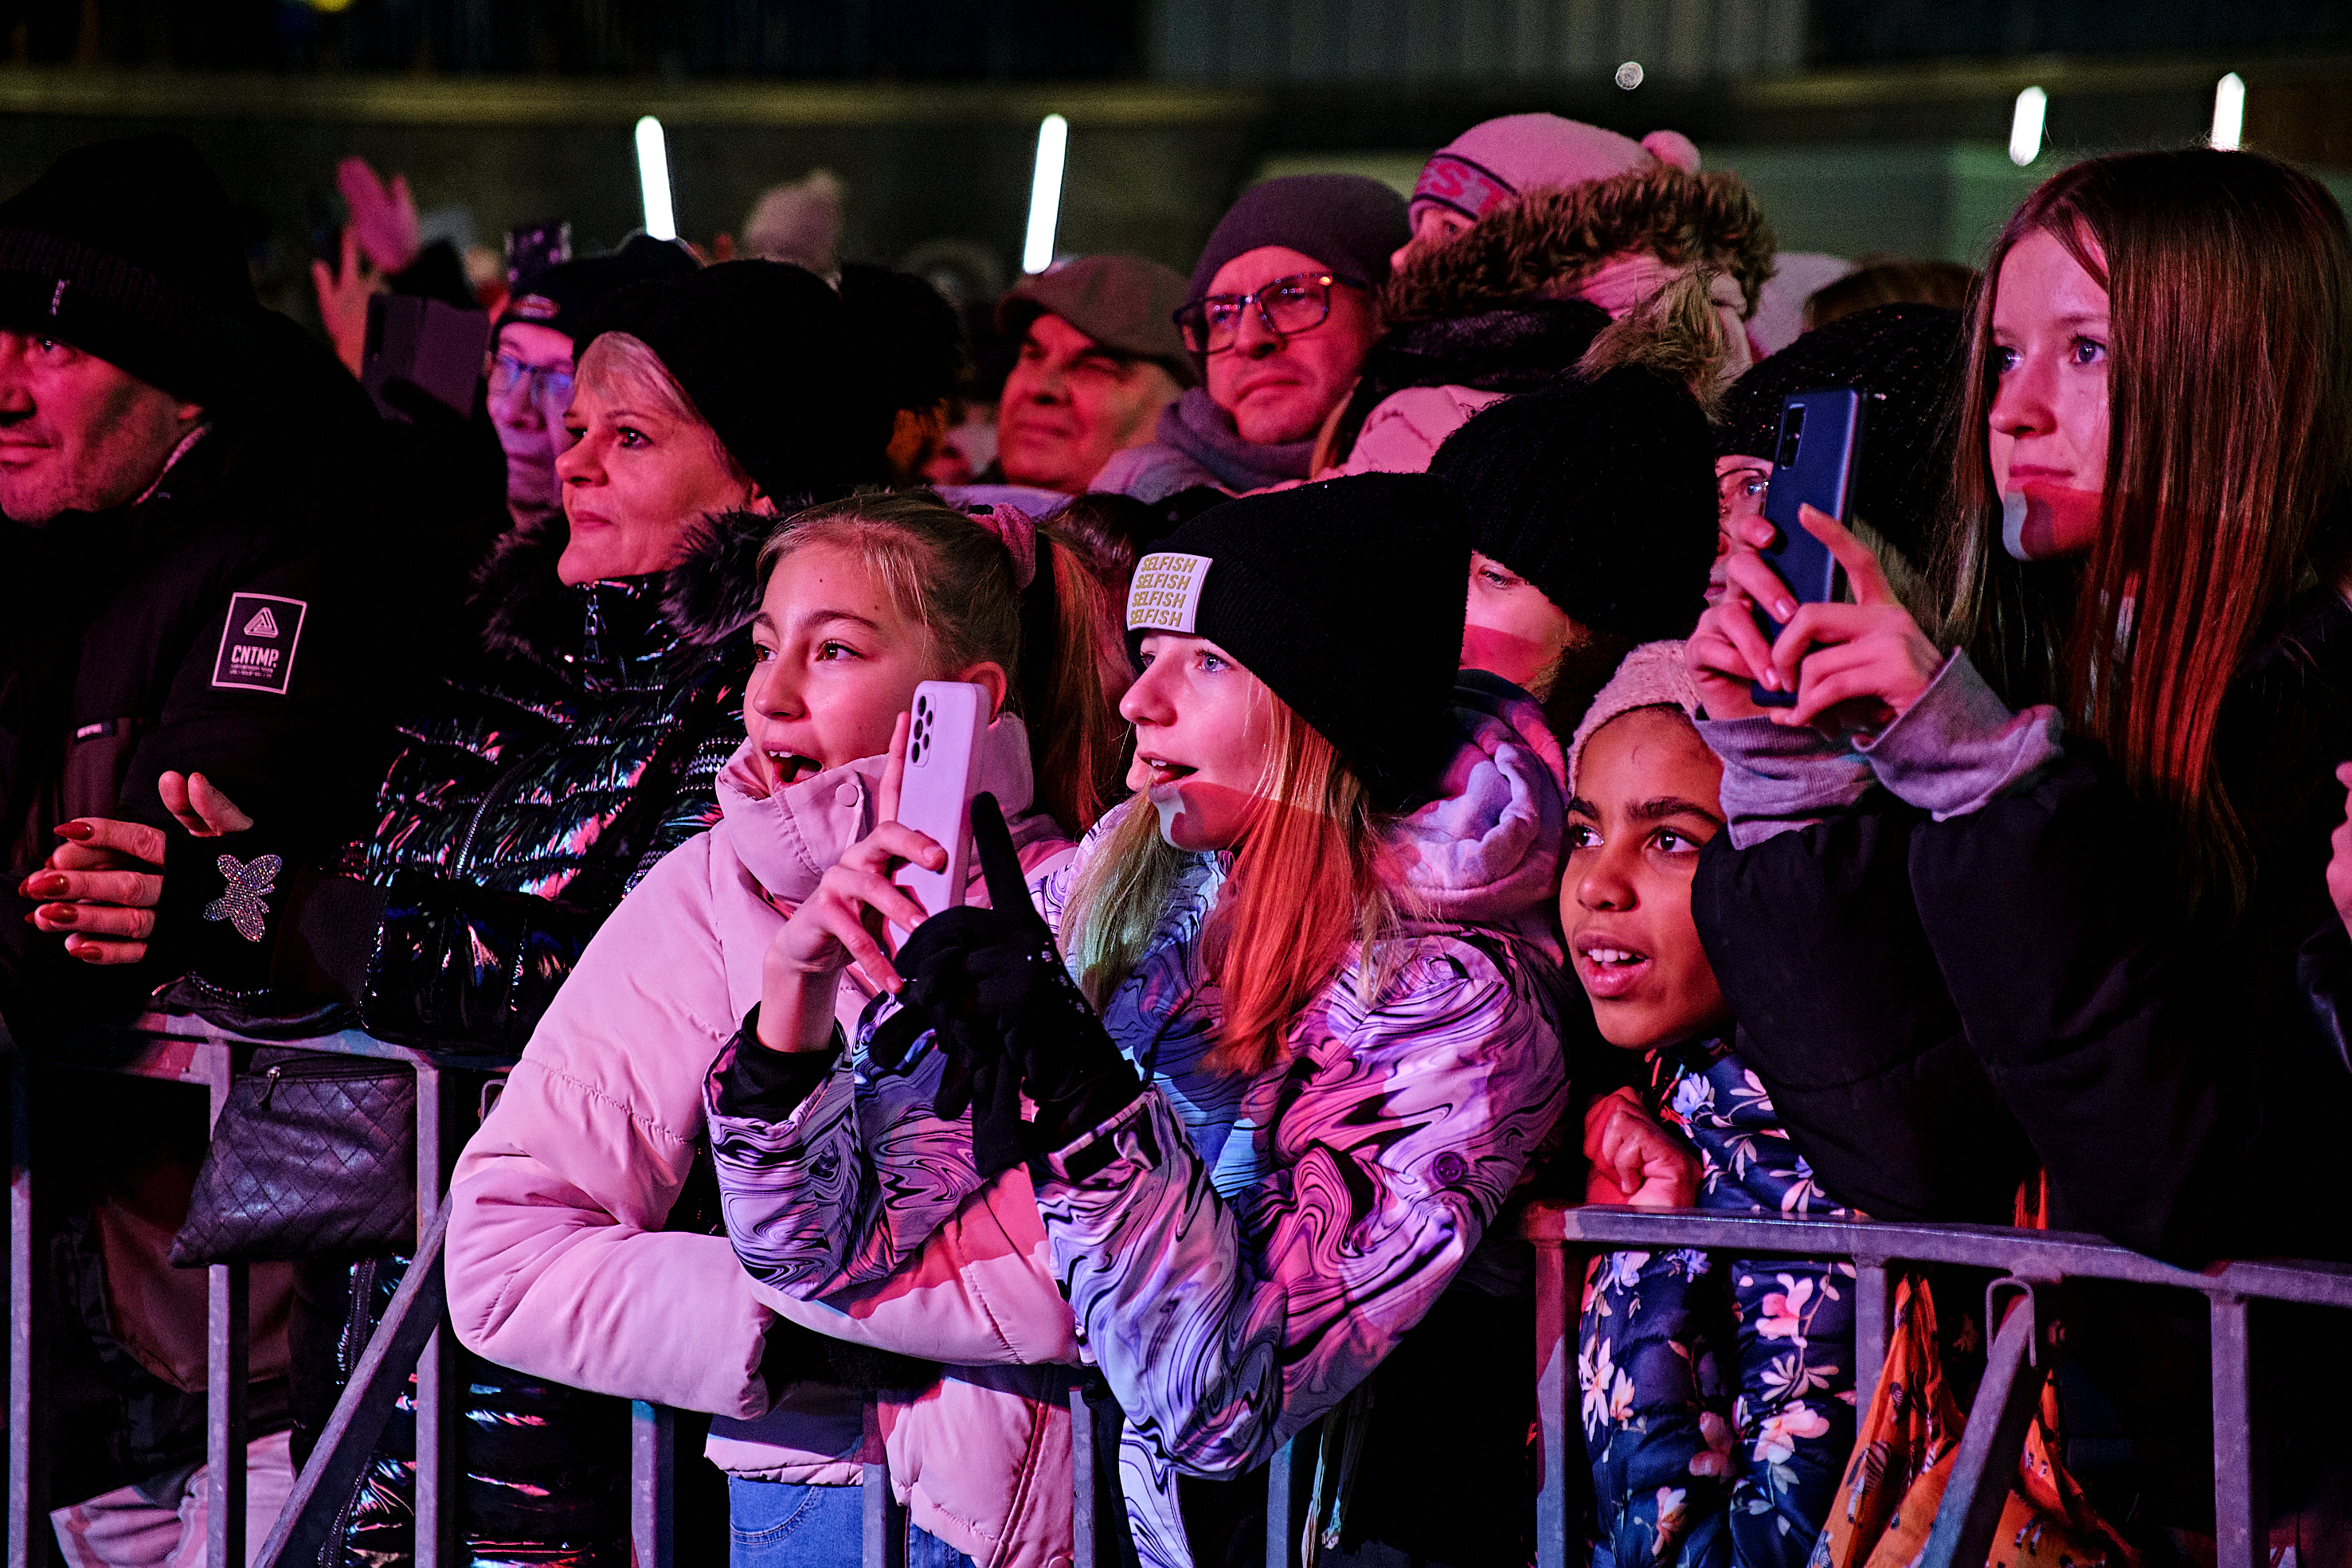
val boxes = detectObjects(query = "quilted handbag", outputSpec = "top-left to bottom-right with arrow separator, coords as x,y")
170,1048 -> 418,1266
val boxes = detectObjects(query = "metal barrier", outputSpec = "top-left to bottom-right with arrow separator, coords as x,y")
1524,1202 -> 2352,1568
14,1014 -> 2352,1568
3,1015 -> 517,1568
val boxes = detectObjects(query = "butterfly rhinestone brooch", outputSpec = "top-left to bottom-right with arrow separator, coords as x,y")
203,854 -> 283,942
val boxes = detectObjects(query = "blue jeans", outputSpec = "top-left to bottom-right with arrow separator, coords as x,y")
727,1479 -> 977,1568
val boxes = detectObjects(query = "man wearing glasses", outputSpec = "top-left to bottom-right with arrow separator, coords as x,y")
1095,174 -> 1407,504
488,233 -> 695,530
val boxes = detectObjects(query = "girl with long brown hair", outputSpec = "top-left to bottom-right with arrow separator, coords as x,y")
1684,147 -> 2352,1266
705,475 -> 1573,1568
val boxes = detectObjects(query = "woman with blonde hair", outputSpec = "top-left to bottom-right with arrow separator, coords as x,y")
706,474 -> 1572,1566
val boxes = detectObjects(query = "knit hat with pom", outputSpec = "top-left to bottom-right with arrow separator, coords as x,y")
1410,114 -> 1703,227
1567,640 -> 1703,796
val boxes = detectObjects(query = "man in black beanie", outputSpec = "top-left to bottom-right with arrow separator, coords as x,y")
0,132 -> 397,1561
1430,366 -> 1720,733
1096,174 -> 1409,503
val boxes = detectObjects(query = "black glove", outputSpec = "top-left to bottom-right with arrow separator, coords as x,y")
891,793 -> 1141,1176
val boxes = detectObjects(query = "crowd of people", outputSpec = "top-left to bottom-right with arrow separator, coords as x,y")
3,107 -> 2350,1568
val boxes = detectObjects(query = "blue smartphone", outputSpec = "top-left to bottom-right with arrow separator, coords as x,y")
1750,389 -> 1867,708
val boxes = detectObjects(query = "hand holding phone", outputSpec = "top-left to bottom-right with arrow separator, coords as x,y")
1749,389 -> 1867,707
887,681 -> 991,944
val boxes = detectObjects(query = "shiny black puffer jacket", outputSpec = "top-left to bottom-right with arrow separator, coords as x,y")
304,510 -> 769,1566
350,506 -> 768,1053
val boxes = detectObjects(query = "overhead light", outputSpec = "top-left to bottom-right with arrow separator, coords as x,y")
635,116 -> 676,241
2212,72 -> 2246,151
1614,61 -> 1644,90
2009,86 -> 2047,168
1023,114 -> 1069,275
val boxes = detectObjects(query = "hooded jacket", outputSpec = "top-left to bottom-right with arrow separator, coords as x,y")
347,505 -> 771,1050
1326,166 -> 1775,477
444,720 -> 1083,1568
706,675 -> 1572,1568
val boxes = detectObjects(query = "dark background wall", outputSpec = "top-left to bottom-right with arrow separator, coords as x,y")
2,0 -> 2350,331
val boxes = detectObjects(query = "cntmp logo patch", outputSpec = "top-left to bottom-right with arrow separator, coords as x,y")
212,592 -> 307,695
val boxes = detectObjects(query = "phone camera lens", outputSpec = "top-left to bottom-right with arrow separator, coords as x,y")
910,740 -> 924,764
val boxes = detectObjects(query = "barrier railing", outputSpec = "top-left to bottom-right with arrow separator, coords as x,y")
13,1013 -> 2352,1568
1523,1202 -> 2352,1568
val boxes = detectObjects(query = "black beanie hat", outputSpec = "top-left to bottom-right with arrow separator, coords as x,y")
1428,367 -> 1717,645
0,133 -> 260,405
1715,303 -> 1965,568
495,233 -> 697,343
1186,174 -> 1411,305
580,259 -> 890,500
1125,474 -> 1468,808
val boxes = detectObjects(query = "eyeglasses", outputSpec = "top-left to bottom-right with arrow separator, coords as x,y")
1173,272 -> 1365,354
487,353 -> 575,416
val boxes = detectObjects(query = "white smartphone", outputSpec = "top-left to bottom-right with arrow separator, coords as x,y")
888,680 -> 990,944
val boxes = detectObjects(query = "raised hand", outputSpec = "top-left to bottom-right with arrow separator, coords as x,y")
1583,1085 -> 1699,1208
755,712 -> 946,1052
1688,504 -> 1943,732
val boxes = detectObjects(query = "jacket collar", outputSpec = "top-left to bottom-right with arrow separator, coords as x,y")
473,505 -> 776,673
714,714 -> 1047,908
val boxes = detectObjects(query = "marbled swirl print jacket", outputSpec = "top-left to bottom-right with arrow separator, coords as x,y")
708,673 -> 1573,1568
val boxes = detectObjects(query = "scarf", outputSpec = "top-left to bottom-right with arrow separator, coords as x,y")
1156,386 -> 1317,493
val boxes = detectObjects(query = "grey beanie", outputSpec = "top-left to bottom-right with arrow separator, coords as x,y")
1186,174 -> 1411,303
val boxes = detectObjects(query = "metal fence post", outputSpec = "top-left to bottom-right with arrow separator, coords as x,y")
630,1402 -> 677,1568
413,1061 -> 454,1568
1532,1231 -> 1573,1568
1069,1378 -> 1095,1568
9,1054 -> 35,1568
1918,1279 -> 2050,1568
1263,1437 -> 1297,1568
203,1043 -> 249,1568
863,1397 -> 906,1568
2209,1295 -> 2263,1568
1853,1259 -> 1890,1414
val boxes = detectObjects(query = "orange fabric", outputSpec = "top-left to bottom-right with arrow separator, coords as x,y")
1817,1174 -> 2137,1568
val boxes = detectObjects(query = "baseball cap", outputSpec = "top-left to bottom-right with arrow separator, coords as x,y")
998,254 -> 1197,387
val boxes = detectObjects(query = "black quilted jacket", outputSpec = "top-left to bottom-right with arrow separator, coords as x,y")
347,505 -> 768,1053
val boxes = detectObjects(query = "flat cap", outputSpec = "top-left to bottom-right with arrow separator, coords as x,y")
998,254 -> 1197,387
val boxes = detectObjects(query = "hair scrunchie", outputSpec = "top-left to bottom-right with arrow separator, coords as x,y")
969,504 -> 1040,590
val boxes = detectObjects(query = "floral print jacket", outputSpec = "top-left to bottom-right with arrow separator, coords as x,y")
1579,1038 -> 1857,1568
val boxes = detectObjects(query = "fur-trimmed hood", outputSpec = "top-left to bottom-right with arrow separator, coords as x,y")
1380,163 -> 1776,327
469,505 -> 781,668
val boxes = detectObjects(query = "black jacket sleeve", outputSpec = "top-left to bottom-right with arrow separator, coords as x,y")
1692,788 -> 2037,1226
1904,743 -> 2230,1261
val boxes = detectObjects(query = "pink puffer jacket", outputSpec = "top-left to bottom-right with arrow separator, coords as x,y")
444,718 -> 1084,1568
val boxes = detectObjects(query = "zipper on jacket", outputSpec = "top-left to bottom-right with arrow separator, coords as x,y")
449,749 -> 545,881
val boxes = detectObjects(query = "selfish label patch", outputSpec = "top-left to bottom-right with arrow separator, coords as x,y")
1127,553 -> 1211,634
212,592 -> 307,695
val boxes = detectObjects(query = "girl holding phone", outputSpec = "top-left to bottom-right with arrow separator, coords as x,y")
444,494 -> 1129,1568
707,475 -> 1572,1567
1686,148 -> 2352,1264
